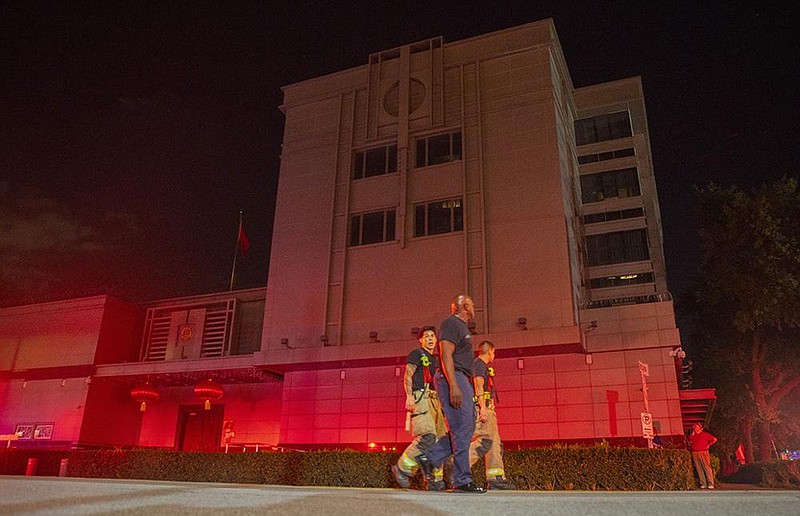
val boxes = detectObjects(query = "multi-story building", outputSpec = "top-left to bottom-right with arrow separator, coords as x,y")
0,19 -> 713,451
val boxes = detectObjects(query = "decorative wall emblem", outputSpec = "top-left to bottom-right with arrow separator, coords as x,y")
383,78 -> 426,117
179,325 -> 194,341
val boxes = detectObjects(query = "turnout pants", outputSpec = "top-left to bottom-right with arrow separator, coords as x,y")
397,389 -> 446,475
469,402 -> 507,480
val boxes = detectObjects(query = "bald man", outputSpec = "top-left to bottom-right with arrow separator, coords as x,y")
417,294 -> 485,493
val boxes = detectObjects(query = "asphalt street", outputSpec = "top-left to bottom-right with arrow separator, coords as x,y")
0,477 -> 797,516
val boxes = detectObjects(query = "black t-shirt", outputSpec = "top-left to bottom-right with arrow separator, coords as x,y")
472,357 -> 494,399
438,314 -> 473,375
407,347 -> 436,390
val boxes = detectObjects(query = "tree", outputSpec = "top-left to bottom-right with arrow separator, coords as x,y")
690,177 -> 800,461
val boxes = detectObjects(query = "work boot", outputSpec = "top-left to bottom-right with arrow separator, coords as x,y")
415,453 -> 438,488
391,465 -> 411,488
488,477 -> 516,490
453,482 -> 486,493
426,479 -> 447,491
415,454 -> 433,476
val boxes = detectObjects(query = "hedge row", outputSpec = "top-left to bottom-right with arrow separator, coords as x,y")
0,445 -> 694,490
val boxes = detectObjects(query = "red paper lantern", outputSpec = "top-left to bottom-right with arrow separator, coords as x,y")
130,382 -> 159,412
194,378 -> 223,410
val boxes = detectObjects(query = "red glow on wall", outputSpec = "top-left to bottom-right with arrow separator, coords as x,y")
194,378 -> 223,410
130,382 -> 159,412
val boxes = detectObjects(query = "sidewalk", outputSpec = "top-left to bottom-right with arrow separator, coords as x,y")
1,476 -> 798,516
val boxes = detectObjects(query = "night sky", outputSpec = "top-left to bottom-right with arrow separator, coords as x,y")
2,2 -> 798,323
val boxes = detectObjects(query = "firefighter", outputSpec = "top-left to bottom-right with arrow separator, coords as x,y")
469,340 -> 516,489
392,325 -> 448,490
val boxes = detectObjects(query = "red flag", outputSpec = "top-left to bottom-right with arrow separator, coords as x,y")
238,225 -> 250,257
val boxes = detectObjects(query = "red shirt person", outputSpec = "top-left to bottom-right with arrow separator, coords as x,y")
688,423 -> 718,489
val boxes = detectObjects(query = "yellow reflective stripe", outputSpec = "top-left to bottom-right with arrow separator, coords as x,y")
432,466 -> 443,481
400,453 -> 418,472
487,468 -> 505,477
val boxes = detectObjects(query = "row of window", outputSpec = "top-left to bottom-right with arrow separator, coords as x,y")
349,202 -> 650,269
578,147 -> 635,165
352,131 -> 462,180
580,167 -> 641,204
589,272 -> 655,289
353,114 -> 632,180
583,207 -> 644,225
575,111 -> 632,146
586,228 -> 650,266
349,197 -> 464,247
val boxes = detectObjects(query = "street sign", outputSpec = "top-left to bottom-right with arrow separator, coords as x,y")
641,412 -> 654,439
638,361 -> 649,376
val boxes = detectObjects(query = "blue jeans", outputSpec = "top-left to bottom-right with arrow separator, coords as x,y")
426,370 -> 476,486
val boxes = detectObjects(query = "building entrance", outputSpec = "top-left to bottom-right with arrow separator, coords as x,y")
177,404 -> 224,452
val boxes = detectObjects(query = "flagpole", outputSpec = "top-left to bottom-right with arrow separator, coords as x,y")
229,211 -> 243,291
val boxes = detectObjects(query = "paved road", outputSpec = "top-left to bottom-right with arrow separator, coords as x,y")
0,477 -> 797,515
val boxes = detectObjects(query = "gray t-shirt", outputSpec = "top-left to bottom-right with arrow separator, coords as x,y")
438,314 -> 473,376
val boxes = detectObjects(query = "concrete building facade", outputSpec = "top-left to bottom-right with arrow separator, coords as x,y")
1,19 -> 711,452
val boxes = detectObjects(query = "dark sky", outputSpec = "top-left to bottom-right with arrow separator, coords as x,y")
1,2 -> 798,317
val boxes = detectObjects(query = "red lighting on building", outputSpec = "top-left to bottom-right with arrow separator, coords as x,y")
130,382 -> 159,412
194,378 -> 223,410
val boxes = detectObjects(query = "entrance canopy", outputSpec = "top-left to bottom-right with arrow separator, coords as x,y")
680,388 -> 717,430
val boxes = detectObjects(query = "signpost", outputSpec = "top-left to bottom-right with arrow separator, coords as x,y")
638,361 -> 653,448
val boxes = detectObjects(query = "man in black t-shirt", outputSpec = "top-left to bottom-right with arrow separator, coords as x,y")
469,340 -> 516,490
417,294 -> 485,493
392,326 -> 447,490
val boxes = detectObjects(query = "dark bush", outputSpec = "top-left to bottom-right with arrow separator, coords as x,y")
723,461 -> 800,488
0,445 -> 694,490
502,445 -> 693,490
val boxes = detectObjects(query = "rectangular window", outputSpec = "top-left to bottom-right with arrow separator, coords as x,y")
414,198 -> 463,237
575,112 -> 632,146
349,209 -> 396,246
415,131 -> 462,168
586,229 -> 650,266
353,144 -> 398,179
589,272 -> 655,289
583,207 -> 644,224
580,167 -> 641,203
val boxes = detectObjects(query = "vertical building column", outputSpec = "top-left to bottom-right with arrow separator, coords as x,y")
397,46 -> 410,249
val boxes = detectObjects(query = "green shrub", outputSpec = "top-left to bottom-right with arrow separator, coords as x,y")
0,445 -> 693,490
723,461 -> 800,488
502,445 -> 693,490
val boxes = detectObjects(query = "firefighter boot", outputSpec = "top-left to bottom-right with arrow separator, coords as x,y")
427,466 -> 447,491
487,476 -> 517,490
391,465 -> 411,489
415,454 -> 437,487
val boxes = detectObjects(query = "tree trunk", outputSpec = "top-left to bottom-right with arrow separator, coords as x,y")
750,329 -> 775,461
741,416 -> 755,464
757,420 -> 775,461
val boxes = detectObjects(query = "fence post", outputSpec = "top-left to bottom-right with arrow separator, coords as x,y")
25,458 -> 38,476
